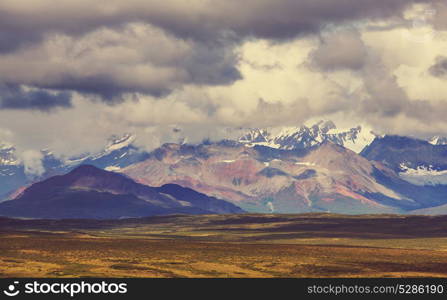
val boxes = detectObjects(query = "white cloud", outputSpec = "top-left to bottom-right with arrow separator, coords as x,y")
20,150 -> 45,176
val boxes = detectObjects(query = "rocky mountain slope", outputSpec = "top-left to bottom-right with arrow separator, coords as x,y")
121,141 -> 447,214
0,165 -> 242,219
361,135 -> 447,187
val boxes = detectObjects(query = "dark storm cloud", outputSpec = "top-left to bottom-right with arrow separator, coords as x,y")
0,0 -> 429,48
183,41 -> 242,85
0,23 -> 241,102
38,74 -> 172,102
429,56 -> 447,78
0,30 -> 42,54
0,0 -> 434,105
0,84 -> 72,111
198,0 -> 425,40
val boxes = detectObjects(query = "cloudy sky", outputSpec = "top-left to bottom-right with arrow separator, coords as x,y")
1,0 -> 447,161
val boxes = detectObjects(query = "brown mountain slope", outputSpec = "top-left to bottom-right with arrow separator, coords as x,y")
122,142 -> 415,214
0,165 -> 243,219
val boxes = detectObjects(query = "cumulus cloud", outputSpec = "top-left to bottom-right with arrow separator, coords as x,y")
20,150 -> 45,176
0,0 -> 434,107
0,23 -> 240,101
0,0 -> 447,163
347,51 -> 447,137
309,30 -> 368,71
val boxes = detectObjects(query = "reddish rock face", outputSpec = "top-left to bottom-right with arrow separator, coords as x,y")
122,142 -> 409,214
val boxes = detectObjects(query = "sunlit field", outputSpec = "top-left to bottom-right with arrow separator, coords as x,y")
2,214 -> 447,278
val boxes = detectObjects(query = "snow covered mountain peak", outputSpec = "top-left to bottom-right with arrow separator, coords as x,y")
429,136 -> 447,145
238,121 -> 376,153
239,129 -> 270,145
312,120 -> 336,133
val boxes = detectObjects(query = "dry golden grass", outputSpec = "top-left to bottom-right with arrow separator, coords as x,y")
1,213 -> 447,278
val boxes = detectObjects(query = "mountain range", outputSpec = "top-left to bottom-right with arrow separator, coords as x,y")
122,140 -> 447,214
3,121 -> 447,218
0,121 -> 381,200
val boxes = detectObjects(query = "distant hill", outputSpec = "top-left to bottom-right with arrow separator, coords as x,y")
0,165 -> 243,219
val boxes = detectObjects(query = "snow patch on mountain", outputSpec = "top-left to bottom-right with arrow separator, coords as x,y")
63,134 -> 136,166
221,159 -> 236,163
105,165 -> 122,172
399,164 -> 447,186
104,134 -> 136,153
295,162 -> 316,166
0,145 -> 19,166
429,136 -> 447,145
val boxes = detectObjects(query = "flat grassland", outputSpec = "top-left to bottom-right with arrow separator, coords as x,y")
1,214 -> 447,278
